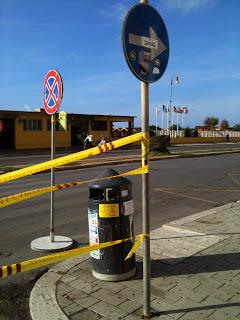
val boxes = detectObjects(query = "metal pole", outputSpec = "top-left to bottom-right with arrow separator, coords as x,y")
155,107 -> 158,136
140,0 -> 150,315
141,81 -> 150,318
161,108 -> 164,131
50,114 -> 55,242
169,77 -> 173,134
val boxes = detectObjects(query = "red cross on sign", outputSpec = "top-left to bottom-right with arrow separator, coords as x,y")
43,70 -> 63,115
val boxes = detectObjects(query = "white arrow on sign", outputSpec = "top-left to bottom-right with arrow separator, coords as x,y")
129,27 -> 167,60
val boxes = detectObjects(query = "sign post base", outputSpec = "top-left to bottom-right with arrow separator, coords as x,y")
31,235 -> 73,253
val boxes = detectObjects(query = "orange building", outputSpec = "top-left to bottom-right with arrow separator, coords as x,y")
0,109 -> 135,150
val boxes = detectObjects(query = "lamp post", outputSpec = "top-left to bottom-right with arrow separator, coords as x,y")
169,74 -> 180,136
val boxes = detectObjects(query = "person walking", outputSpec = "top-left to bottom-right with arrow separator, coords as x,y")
84,134 -> 93,149
98,137 -> 106,146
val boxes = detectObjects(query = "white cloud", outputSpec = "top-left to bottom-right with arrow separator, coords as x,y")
162,0 -> 217,12
101,3 -> 128,22
23,104 -> 31,111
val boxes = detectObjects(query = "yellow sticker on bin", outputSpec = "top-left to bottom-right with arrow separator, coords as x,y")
99,203 -> 119,218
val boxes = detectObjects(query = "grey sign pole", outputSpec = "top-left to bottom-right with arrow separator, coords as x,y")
140,0 -> 151,317
50,114 -> 55,242
122,2 -> 169,316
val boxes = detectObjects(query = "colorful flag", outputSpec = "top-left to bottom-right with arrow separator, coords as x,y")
162,105 -> 167,113
156,106 -> 160,114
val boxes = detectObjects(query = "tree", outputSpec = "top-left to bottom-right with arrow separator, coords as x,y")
203,117 -> 219,129
220,119 -> 229,130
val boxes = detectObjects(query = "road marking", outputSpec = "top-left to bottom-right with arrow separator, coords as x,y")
154,188 -> 221,205
227,173 -> 240,186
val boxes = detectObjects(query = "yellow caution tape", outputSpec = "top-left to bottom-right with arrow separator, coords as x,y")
0,132 -> 145,184
125,234 -> 146,260
0,234 -> 145,279
141,132 -> 149,168
0,166 -> 149,209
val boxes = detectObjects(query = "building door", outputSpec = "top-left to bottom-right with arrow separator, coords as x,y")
71,120 -> 88,147
0,118 -> 15,149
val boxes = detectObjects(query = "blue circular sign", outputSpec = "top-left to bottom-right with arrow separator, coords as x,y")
122,3 -> 169,83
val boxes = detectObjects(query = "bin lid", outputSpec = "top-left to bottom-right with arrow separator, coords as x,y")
89,168 -> 131,189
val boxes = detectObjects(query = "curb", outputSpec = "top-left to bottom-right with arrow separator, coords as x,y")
29,200 -> 239,320
2,149 -> 240,176
30,255 -> 89,320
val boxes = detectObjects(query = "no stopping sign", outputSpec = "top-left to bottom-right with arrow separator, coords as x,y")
43,70 -> 63,115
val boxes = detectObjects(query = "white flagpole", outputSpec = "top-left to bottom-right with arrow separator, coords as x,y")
177,113 -> 179,133
155,106 -> 158,136
161,108 -> 164,130
167,108 -> 169,132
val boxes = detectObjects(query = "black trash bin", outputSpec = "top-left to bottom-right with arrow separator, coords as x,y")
88,168 -> 136,281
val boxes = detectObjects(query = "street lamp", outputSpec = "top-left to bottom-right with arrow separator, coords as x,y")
169,74 -> 180,134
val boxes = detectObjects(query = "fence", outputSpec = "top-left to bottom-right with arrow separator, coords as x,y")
157,130 -> 240,139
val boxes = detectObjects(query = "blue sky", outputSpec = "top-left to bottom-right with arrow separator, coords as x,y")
0,0 -> 239,127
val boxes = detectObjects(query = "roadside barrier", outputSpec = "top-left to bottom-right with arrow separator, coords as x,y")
0,132 -> 145,184
0,165 -> 148,208
0,133 -> 149,279
0,234 -> 146,279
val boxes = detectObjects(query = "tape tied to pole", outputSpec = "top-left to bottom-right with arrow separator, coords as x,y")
0,234 -> 147,279
0,132 -> 145,185
0,165 -> 149,209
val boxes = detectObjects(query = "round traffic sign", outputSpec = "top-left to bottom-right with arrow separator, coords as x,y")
43,70 -> 63,115
122,3 -> 169,83
0,120 -> 3,133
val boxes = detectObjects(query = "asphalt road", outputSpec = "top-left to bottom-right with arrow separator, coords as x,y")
1,153 -> 240,319
1,142 -> 240,167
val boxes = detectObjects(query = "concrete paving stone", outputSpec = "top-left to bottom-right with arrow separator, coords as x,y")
99,280 -> 127,293
177,310 -> 215,320
70,308 -> 101,320
197,284 -> 234,302
212,270 -> 240,283
152,288 -> 182,305
89,301 -> 128,319
75,295 -> 99,308
62,302 -> 85,316
57,282 -> 75,296
57,295 -> 74,308
61,274 -> 78,284
173,297 -> 202,309
118,299 -> 142,313
208,309 -> 237,320
118,287 -> 143,302
151,278 -> 177,291
174,277 -> 201,290
121,314 -> 142,320
50,257 -> 85,273
92,288 -> 128,306
71,268 -> 98,283
74,259 -> 92,272
68,278 -> 101,294
188,274 -> 224,289
220,283 -> 240,297
168,284 -> 208,303
155,315 -> 178,320
151,299 -> 184,319
63,289 -> 88,301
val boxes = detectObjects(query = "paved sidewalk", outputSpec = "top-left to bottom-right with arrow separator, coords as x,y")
30,202 -> 240,320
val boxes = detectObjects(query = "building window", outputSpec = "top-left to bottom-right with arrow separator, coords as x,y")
47,119 -> 61,131
23,120 -> 42,131
91,121 -> 107,131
